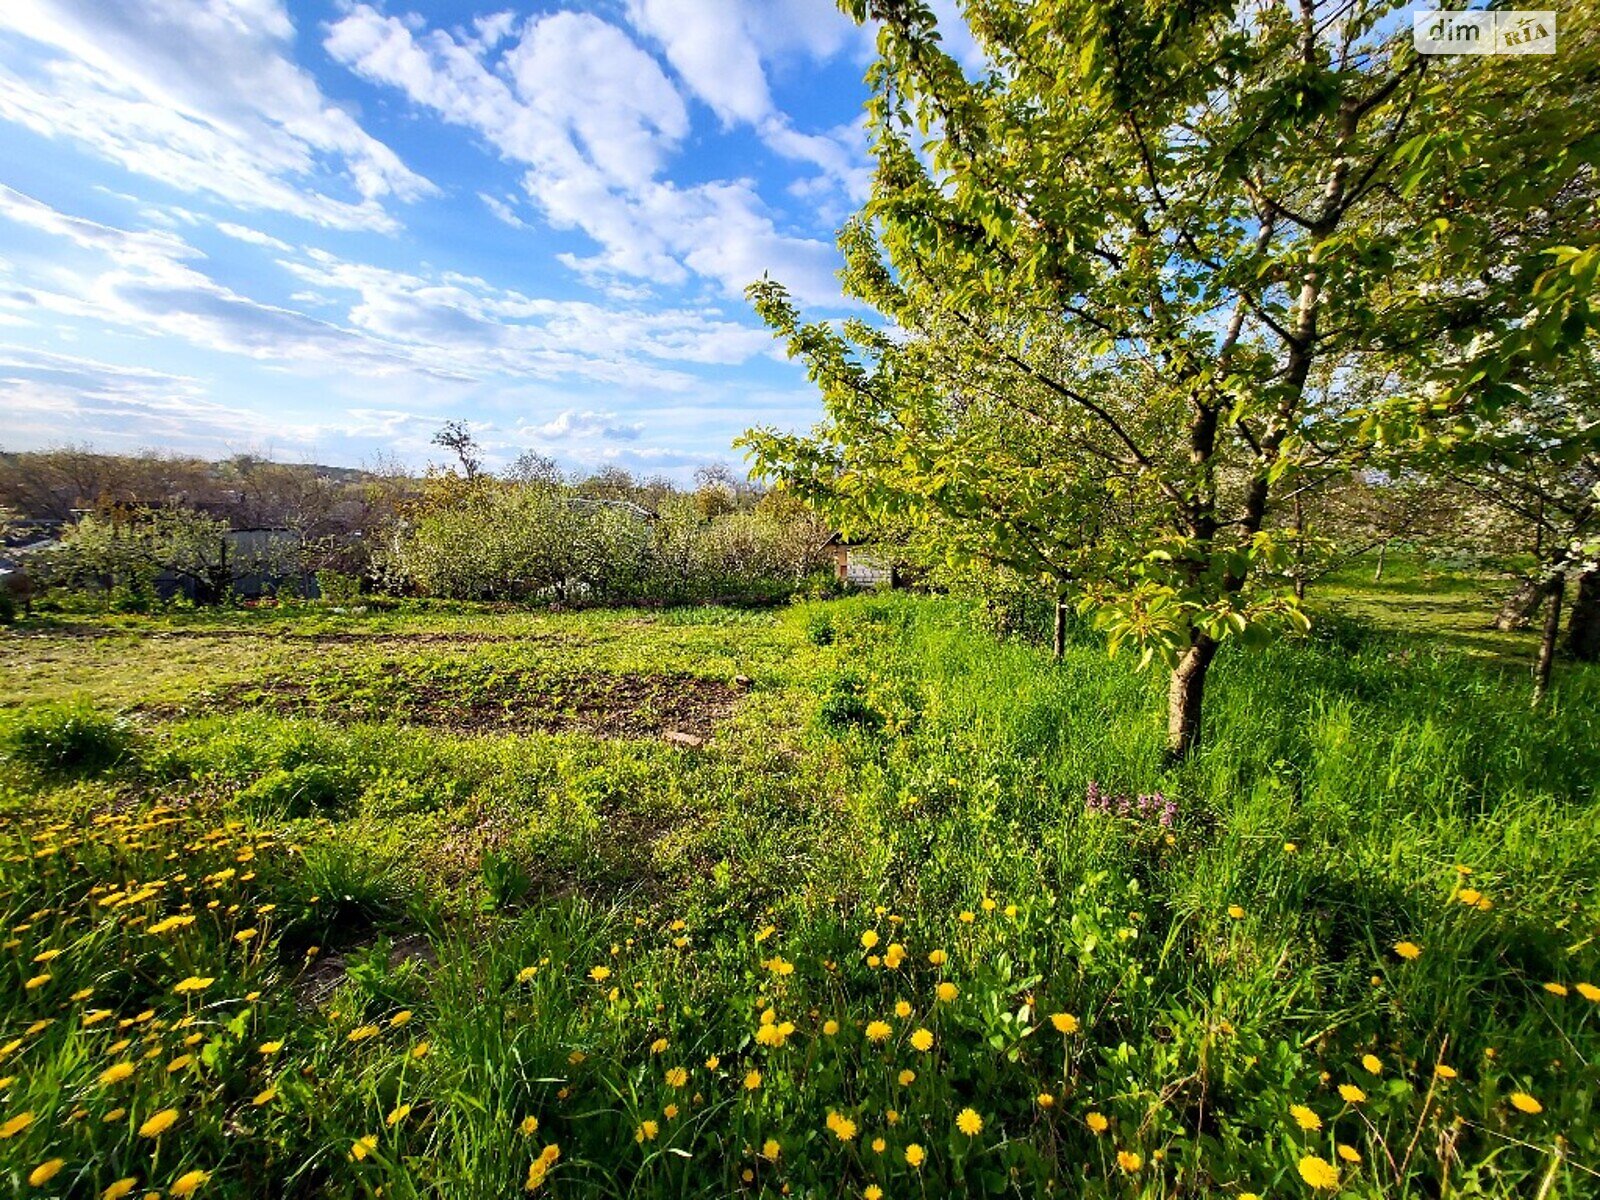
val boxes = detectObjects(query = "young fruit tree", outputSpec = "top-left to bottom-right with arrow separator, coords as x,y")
741,0 -> 1600,759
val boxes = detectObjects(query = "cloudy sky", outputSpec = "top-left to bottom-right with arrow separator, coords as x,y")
0,1 -> 979,479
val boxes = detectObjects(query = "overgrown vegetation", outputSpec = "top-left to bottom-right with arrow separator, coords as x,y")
1,564 -> 1596,1197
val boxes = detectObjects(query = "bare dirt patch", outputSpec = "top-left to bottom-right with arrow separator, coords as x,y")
147,670 -> 745,740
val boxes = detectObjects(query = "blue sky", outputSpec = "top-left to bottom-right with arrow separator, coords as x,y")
0,1 -> 979,480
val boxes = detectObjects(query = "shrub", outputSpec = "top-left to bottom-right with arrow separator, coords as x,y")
315,569 -> 364,603
805,611 -> 836,646
3,702 -> 133,776
816,673 -> 883,733
238,762 -> 357,819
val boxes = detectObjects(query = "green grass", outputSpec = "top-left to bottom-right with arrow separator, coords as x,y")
1,576 -> 1596,1198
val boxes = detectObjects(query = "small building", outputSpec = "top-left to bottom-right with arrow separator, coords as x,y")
822,533 -> 899,588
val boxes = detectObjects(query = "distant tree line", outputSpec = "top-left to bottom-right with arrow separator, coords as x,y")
0,436 -> 833,611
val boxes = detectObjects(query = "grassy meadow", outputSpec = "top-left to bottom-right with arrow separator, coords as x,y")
1,560 -> 1597,1198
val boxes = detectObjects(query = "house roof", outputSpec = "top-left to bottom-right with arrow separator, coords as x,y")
821,531 -> 875,549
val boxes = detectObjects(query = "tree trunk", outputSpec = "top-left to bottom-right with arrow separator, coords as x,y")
1292,496 -> 1307,601
1532,572 -> 1565,705
1567,569 -> 1600,662
1373,540 -> 1386,582
1053,600 -> 1067,660
1166,633 -> 1219,762
1495,576 -> 1546,632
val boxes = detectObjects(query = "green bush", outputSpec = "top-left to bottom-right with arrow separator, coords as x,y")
2,701 -> 134,776
238,762 -> 357,819
816,672 -> 883,733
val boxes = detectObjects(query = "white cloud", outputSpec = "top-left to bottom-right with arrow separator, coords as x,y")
478,192 -> 528,230
0,344 -> 324,455
0,188 -> 774,399
0,0 -> 433,233
623,0 -> 871,201
215,222 -> 293,252
527,409 -> 644,442
325,5 -> 846,305
625,0 -> 771,127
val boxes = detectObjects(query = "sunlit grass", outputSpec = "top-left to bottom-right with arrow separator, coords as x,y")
1,579 -> 1596,1195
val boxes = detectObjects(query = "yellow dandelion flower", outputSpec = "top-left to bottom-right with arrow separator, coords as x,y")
1337,1144 -> 1362,1163
1297,1155 -> 1340,1190
1509,1092 -> 1542,1114
635,1119 -> 659,1143
252,1087 -> 277,1106
744,1070 -> 761,1090
1037,1092 -> 1055,1108
100,1062 -> 136,1085
822,1019 -> 839,1036
936,981 -> 959,1003
1227,905 -> 1244,920
1086,1112 -> 1109,1134
666,1067 -> 688,1088
663,1103 -> 679,1119
172,977 -> 214,994
827,1112 -> 857,1142
1543,982 -> 1569,996
958,910 -> 975,923
0,1112 -> 33,1139
23,974 -> 50,991
1435,1064 -> 1457,1079
412,1041 -> 430,1059
170,1169 -> 210,1197
865,1020 -> 892,1043
28,1159 -> 65,1187
898,1069 -> 916,1086
956,1108 -> 983,1136
1577,983 -> 1600,1002
102,1180 -> 138,1200
865,1188 -> 883,1200
138,1108 -> 179,1138
1393,941 -> 1422,961
860,930 -> 879,949
1116,1150 -> 1141,1172
1338,1084 -> 1366,1104
649,1037 -> 669,1054
388,1104 -> 413,1127
760,1138 -> 780,1161
893,1000 -> 912,1018
258,1041 -> 283,1055
390,1010 -> 412,1027
350,1134 -> 378,1161
166,1055 -> 193,1074
1050,1012 -> 1079,1034
348,1025 -> 381,1043
705,1055 -> 721,1069
905,1142 -> 925,1167
1361,1054 -> 1383,1075
103,1108 -> 125,1122
588,966 -> 611,983
928,949 -> 947,966
1290,1104 -> 1322,1131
